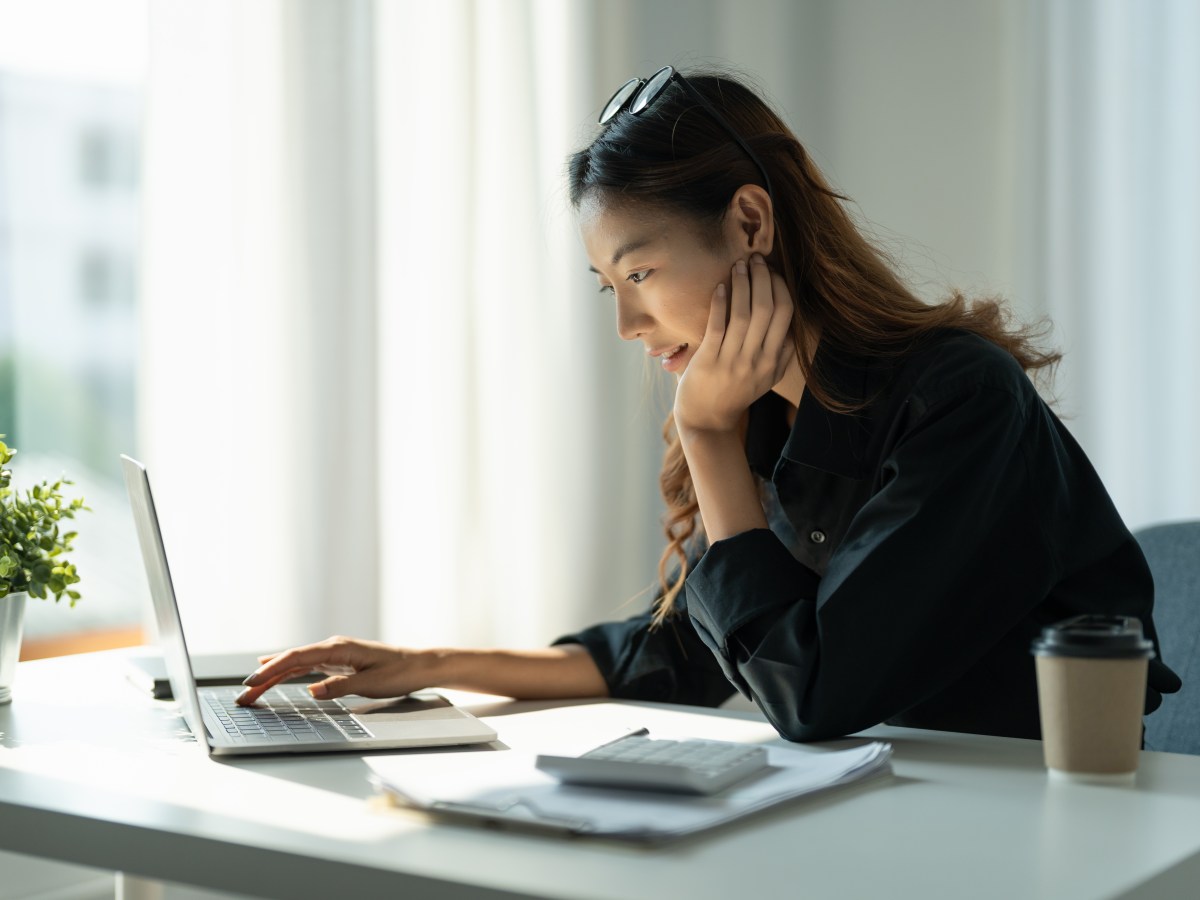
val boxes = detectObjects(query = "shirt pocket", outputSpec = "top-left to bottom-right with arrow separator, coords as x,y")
771,459 -> 870,575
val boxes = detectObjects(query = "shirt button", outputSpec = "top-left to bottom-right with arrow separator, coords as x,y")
809,530 -> 826,544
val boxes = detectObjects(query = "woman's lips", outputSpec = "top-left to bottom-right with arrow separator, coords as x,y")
649,343 -> 689,371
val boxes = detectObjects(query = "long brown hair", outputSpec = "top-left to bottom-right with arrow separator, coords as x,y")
568,69 -> 1059,626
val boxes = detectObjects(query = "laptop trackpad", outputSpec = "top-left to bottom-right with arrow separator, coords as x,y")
340,692 -> 469,722
335,692 -> 498,745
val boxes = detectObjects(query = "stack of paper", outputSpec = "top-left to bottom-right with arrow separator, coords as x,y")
367,738 -> 892,842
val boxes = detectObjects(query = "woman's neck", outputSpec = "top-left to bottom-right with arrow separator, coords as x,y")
772,352 -> 806,416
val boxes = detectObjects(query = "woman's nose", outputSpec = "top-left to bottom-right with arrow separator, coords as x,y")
615,294 -> 651,341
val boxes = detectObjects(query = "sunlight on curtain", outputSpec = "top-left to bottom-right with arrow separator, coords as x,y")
375,1 -> 623,649
140,2 -> 293,652
1031,0 -> 1200,529
141,0 -> 379,651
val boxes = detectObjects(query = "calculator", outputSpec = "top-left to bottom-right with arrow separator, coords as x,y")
535,731 -> 770,795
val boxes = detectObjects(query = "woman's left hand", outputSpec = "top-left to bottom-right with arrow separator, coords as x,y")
673,253 -> 795,435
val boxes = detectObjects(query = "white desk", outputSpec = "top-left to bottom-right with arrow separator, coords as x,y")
1,650 -> 1199,900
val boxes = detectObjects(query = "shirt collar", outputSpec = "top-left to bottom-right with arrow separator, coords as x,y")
747,343 -> 889,480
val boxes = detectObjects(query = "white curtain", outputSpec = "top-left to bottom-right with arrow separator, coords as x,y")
1028,0 -> 1200,530
141,0 -> 380,651
374,0 -> 613,648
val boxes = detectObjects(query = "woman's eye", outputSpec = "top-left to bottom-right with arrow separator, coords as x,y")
596,269 -> 651,295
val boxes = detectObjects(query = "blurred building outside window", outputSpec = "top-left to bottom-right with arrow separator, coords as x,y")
0,0 -> 149,657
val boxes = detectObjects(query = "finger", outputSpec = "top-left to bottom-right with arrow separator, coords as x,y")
241,641 -> 351,687
235,668 -> 309,706
309,664 -> 414,700
308,673 -> 360,700
741,254 -> 775,352
721,258 -> 752,357
696,282 -> 728,361
238,665 -> 314,702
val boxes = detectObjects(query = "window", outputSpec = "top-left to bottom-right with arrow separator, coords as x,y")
0,1 -> 149,657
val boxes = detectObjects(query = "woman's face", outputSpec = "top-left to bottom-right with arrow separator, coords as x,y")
580,199 -> 740,374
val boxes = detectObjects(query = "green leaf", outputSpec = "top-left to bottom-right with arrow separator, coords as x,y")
1,439 -> 89,605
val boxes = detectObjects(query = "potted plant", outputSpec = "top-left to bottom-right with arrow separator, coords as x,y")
0,436 -> 88,703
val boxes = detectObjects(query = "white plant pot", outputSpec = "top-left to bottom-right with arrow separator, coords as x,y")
0,591 -> 28,704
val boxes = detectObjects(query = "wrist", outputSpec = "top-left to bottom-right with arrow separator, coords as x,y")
676,420 -> 742,447
416,647 -> 468,688
672,390 -> 746,438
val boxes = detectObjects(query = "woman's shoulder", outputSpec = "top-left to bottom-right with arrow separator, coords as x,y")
901,328 -> 1036,410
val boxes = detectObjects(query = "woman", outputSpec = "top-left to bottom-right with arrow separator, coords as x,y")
239,67 -> 1180,741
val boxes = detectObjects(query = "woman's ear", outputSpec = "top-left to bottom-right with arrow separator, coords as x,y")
725,184 -> 775,257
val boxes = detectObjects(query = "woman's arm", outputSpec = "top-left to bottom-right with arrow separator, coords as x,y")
680,429 -> 767,541
236,638 -> 607,705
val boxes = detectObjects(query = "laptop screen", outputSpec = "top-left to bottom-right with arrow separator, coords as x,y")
121,455 -> 210,746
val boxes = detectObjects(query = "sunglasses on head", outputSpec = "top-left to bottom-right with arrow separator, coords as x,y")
599,65 -> 774,205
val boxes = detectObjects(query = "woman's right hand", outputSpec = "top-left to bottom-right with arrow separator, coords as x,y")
235,636 -> 436,706
672,255 -> 795,437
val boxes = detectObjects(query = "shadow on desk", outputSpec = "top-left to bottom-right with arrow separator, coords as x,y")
818,729 -> 1044,775
217,738 -> 512,806
457,695 -> 610,719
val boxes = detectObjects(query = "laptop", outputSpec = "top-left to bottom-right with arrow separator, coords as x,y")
120,455 -> 498,756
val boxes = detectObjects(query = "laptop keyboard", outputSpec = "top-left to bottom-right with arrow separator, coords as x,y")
203,684 -> 373,743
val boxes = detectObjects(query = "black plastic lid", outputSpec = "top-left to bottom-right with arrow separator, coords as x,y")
1030,615 -> 1156,660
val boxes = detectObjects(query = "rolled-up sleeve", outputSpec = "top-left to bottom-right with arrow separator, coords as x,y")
552,596 -> 738,708
686,532 -> 820,698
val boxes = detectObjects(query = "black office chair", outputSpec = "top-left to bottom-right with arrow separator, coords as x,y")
1137,521 -> 1200,755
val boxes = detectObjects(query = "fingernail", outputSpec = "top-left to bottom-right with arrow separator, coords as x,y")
236,687 -> 254,703
309,683 -> 328,699
752,253 -> 764,264
241,670 -> 262,686
716,283 -> 726,298
735,259 -> 748,275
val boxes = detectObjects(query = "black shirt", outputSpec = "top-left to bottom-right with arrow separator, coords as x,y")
555,330 -> 1182,742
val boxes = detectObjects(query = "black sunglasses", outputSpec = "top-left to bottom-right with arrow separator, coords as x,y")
599,65 -> 774,204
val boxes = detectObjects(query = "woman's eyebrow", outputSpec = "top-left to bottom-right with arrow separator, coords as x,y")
588,234 -> 660,273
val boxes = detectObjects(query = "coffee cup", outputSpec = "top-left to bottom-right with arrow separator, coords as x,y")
1030,615 -> 1154,783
